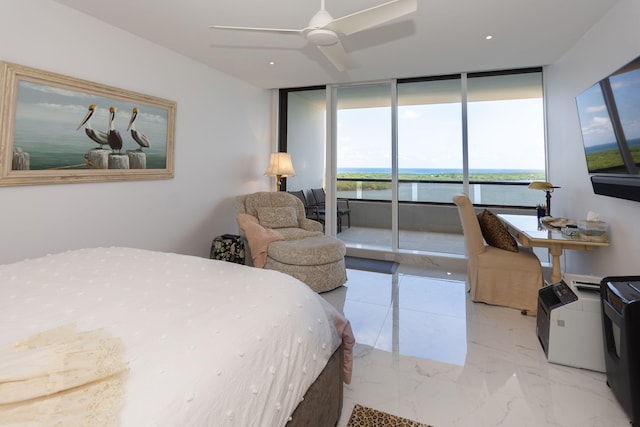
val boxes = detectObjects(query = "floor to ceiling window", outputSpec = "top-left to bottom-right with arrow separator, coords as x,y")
280,67 -> 546,254
466,70 -> 546,205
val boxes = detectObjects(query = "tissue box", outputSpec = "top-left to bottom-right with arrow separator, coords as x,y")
577,220 -> 608,241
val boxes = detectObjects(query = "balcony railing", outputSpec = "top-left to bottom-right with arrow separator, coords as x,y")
337,178 -> 545,207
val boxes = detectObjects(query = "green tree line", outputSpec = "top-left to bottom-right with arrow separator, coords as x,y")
336,171 -> 545,191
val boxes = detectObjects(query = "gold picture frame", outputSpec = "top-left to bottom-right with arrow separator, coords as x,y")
0,61 -> 176,186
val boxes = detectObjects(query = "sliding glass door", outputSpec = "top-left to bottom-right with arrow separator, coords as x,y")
335,83 -> 394,247
396,77 -> 463,251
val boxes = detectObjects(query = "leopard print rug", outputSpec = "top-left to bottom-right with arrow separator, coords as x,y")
347,404 -> 433,427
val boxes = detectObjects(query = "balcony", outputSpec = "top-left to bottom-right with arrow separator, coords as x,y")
338,225 -> 466,253
334,178 -> 545,268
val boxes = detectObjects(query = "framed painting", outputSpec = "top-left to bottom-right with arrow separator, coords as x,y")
0,61 -> 176,186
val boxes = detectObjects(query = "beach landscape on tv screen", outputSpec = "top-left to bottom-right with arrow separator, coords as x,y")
576,56 -> 640,175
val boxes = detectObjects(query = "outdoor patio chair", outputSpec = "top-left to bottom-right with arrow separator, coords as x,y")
288,190 -> 325,225
309,188 -> 351,233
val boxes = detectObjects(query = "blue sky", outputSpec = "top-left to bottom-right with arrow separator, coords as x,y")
337,98 -> 545,170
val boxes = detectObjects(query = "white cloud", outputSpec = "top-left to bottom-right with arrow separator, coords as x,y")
586,104 -> 606,113
399,109 -> 420,120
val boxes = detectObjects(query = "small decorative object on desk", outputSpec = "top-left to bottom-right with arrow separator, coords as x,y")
210,234 -> 245,264
577,220 -> 608,242
577,211 -> 608,242
541,217 -> 575,228
561,225 -> 580,237
536,204 -> 547,220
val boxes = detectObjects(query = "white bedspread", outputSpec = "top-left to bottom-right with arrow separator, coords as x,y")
0,247 -> 343,426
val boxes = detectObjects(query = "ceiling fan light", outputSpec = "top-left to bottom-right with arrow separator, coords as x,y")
307,29 -> 339,46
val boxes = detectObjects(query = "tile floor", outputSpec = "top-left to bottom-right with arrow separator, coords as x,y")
337,226 -> 467,255
322,264 -> 631,427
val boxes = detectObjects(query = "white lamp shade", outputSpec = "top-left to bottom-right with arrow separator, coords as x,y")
264,152 -> 296,177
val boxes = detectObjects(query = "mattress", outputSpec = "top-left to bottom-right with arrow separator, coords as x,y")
0,247 -> 347,426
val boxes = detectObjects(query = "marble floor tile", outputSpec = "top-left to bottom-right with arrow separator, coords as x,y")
324,265 -> 631,427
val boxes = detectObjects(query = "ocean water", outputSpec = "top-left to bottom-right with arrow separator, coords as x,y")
13,119 -> 168,170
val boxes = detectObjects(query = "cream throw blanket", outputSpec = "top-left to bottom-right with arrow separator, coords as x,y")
0,324 -> 128,426
237,213 -> 285,268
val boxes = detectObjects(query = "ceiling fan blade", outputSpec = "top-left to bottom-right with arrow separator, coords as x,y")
210,25 -> 303,35
317,41 -> 353,72
328,0 -> 417,36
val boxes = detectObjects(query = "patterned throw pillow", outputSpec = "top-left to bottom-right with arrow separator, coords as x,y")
477,209 -> 519,252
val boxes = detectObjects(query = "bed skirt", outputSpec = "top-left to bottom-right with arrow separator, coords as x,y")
286,342 -> 344,427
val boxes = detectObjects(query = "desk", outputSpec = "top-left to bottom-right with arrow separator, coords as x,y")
497,214 -> 609,284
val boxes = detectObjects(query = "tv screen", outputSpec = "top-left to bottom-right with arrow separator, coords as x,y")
576,55 -> 640,202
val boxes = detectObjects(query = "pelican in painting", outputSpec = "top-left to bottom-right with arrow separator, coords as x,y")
107,106 -> 123,153
126,107 -> 150,151
76,104 -> 109,149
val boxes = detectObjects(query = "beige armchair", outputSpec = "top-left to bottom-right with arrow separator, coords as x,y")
236,192 -> 347,293
453,193 -> 544,314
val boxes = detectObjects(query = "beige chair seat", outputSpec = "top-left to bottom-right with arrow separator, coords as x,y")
236,192 -> 347,293
453,193 -> 544,314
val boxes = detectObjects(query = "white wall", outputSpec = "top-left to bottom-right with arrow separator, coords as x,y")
546,0 -> 640,277
285,91 -> 326,193
0,0 -> 272,263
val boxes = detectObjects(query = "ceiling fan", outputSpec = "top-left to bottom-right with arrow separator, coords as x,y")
210,0 -> 417,71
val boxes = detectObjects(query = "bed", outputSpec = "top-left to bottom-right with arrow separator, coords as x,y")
0,247 -> 354,426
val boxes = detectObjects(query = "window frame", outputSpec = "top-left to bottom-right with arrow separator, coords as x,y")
279,67 -> 547,209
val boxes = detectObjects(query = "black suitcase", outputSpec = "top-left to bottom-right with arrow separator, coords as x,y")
210,234 -> 245,264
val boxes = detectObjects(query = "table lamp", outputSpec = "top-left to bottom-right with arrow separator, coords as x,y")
528,181 -> 560,216
264,152 -> 296,191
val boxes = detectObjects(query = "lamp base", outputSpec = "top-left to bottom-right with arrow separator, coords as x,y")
546,191 -> 552,216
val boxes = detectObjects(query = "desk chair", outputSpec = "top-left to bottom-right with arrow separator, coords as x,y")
453,193 -> 544,315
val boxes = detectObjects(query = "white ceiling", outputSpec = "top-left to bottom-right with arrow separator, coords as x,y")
52,0 -> 619,89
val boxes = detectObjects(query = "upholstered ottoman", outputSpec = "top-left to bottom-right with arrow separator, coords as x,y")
265,235 -> 347,293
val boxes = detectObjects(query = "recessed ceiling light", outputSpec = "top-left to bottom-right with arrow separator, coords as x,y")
268,60 -> 276,66
485,35 -> 493,40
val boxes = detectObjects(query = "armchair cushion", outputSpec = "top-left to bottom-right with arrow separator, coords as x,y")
275,227 -> 322,241
298,217 -> 324,233
477,209 -> 519,252
256,206 -> 298,229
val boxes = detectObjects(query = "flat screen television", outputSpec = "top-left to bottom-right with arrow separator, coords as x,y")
576,55 -> 640,202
